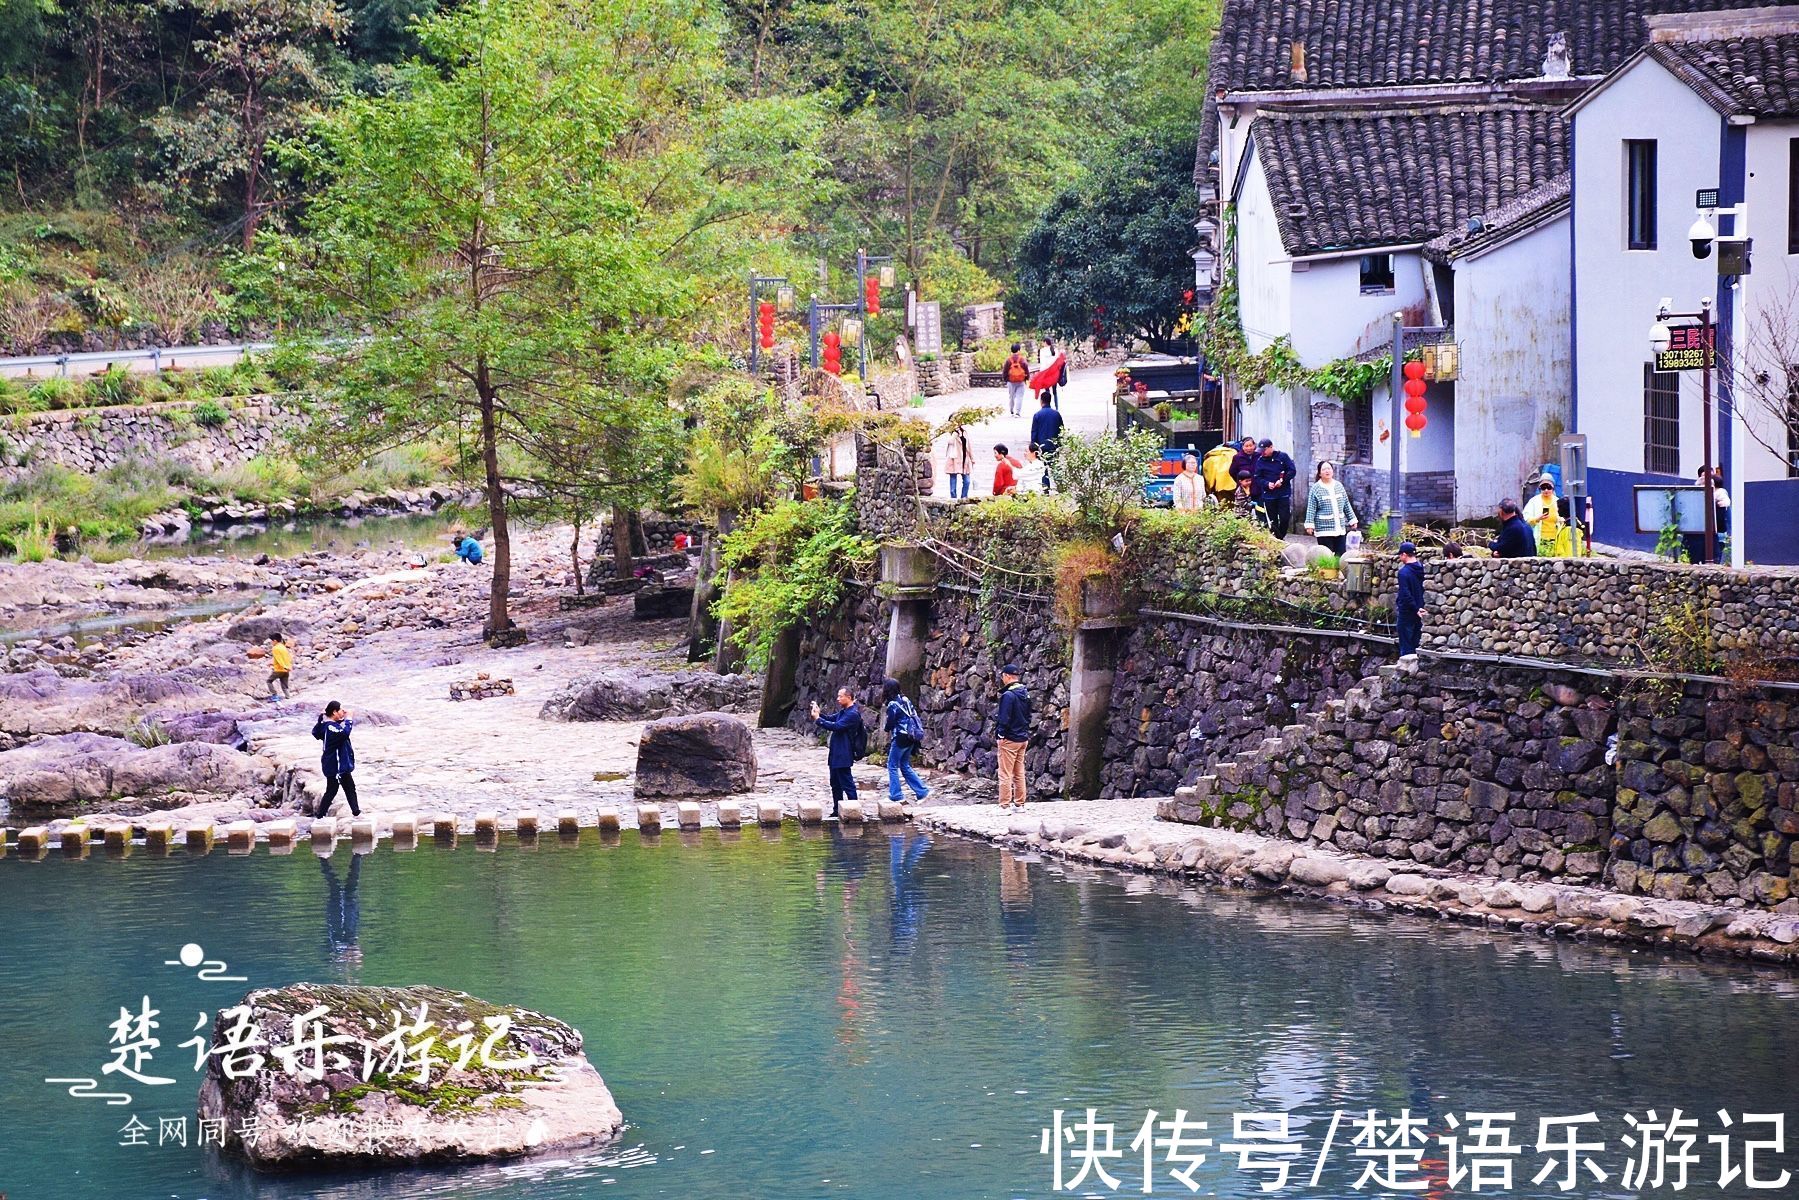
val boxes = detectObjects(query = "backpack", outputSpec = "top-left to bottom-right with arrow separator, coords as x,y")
1006,354 -> 1028,383
891,697 -> 927,747
847,711 -> 869,760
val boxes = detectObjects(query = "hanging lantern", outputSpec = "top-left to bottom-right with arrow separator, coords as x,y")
776,284 -> 796,313
821,329 -> 842,375
863,274 -> 881,317
757,300 -> 776,350
841,317 -> 863,347
1402,359 -> 1428,438
878,263 -> 896,288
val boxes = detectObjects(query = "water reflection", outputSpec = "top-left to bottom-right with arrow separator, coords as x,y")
320,851 -> 365,979
889,832 -> 930,954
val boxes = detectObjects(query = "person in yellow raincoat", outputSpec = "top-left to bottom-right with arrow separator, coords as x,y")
1201,441 -> 1239,502
1524,480 -> 1578,556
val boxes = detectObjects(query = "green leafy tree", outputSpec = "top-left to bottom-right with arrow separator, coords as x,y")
154,0 -> 348,246
270,0 -> 823,636
1013,129 -> 1200,347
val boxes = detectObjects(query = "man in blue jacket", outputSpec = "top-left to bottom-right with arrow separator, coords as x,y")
1395,541 -> 1426,658
1029,393 -> 1065,490
811,687 -> 865,818
1251,439 -> 1298,539
1488,499 -> 1535,559
994,663 -> 1032,809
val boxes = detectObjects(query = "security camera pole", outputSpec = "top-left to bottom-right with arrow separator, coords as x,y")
1649,298 -> 1716,563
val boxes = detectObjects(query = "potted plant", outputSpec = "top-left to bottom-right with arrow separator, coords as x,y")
1311,552 -> 1342,580
1153,401 -> 1172,423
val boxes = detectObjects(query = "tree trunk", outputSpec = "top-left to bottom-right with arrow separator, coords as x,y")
478,370 -> 512,635
570,513 -> 585,596
610,505 -> 635,577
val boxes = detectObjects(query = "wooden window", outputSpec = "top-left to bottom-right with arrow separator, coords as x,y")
1626,140 -> 1658,250
1643,362 -> 1680,474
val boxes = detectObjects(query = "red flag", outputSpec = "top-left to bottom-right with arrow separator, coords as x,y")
1029,353 -> 1065,394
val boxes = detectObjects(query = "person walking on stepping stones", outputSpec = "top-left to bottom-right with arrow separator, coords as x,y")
312,700 -> 361,818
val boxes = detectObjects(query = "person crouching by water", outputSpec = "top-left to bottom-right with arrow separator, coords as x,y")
451,531 -> 483,564
811,687 -> 865,819
312,700 -> 361,818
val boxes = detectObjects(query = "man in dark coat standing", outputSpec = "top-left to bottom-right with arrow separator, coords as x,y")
1395,541 -> 1426,658
811,686 -> 865,818
1029,393 -> 1065,489
1251,438 -> 1298,539
1488,499 -> 1536,558
994,663 -> 1032,810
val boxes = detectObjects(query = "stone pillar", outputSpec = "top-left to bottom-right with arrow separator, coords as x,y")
759,623 -> 803,728
1065,577 -> 1133,801
880,543 -> 936,706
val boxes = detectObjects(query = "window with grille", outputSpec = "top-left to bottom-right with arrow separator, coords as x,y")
1643,363 -> 1680,474
1343,394 -> 1373,464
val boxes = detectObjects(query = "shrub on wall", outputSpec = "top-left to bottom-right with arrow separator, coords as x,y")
191,398 -> 230,428
716,496 -> 876,672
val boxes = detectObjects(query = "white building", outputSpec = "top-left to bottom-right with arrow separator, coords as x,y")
1194,0 -> 1779,525
1568,7 -> 1799,562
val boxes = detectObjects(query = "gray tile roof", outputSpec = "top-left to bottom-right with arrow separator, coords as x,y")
1650,32 -> 1799,116
1254,104 -> 1570,257
1194,0 -> 1780,181
1423,171 -> 1573,262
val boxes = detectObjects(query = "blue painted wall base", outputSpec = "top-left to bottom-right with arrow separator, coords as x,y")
1590,467 -> 1799,564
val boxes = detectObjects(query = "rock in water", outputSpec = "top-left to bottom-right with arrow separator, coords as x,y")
198,983 -> 622,1170
539,670 -> 759,722
634,711 -> 757,797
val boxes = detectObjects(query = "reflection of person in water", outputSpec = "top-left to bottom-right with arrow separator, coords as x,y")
320,852 -> 364,976
888,833 -> 930,953
999,849 -> 1036,942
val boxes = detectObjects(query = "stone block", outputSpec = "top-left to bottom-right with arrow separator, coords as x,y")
596,807 -> 621,834
677,802 -> 703,829
633,712 -> 757,799
717,801 -> 743,829
839,800 -> 865,824
636,804 -> 663,831
515,811 -> 540,838
185,824 -> 214,854
225,820 -> 255,853
433,816 -> 458,844
312,819 -> 337,848
797,800 -> 825,825
757,801 -> 783,825
475,812 -> 500,841
59,826 -> 88,857
557,810 -> 580,837
145,822 -> 174,854
350,819 -> 375,844
879,801 -> 906,822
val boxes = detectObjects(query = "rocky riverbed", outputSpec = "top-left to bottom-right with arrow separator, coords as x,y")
0,523 -> 981,835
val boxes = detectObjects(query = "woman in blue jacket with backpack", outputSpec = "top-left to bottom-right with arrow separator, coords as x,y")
311,700 -> 361,818
881,677 -> 930,805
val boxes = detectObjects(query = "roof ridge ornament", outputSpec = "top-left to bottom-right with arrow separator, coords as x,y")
1541,30 -> 1572,80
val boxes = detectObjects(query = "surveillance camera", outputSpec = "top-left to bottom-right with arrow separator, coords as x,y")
1689,215 -> 1717,259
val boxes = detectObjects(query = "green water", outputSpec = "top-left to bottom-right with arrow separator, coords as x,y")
0,830 -> 1794,1199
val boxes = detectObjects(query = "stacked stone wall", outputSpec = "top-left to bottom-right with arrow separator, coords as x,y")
1161,657 -> 1799,907
0,394 -> 299,480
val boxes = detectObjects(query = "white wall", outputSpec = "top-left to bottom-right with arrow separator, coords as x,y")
1451,217 -> 1574,517
1737,121 -> 1799,483
1235,153 -> 1291,354
1289,253 -> 1428,364
1573,56 -> 1723,480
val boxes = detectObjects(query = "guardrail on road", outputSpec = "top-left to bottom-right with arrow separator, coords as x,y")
0,341 -> 273,380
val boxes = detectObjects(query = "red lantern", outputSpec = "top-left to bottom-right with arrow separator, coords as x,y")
864,276 -> 880,317
1402,360 -> 1427,437
821,329 -> 842,375
757,300 -> 776,350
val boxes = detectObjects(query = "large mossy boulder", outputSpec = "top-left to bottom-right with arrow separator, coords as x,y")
198,983 -> 622,1170
0,732 -> 276,816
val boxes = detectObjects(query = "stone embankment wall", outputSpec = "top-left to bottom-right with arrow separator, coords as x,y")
1160,657 -> 1799,907
1421,557 -> 1798,661
0,395 -> 298,480
1101,613 -> 1390,798
788,582 -> 1074,799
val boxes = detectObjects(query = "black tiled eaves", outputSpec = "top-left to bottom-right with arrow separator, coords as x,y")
1423,171 -> 1573,262
1650,33 -> 1799,116
1254,104 -> 1570,257
1193,0 -> 1778,180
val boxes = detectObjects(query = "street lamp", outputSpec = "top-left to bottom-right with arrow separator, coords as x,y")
1647,298 -> 1717,563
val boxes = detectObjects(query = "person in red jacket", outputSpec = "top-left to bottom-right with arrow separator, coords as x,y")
991,444 -> 1021,495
